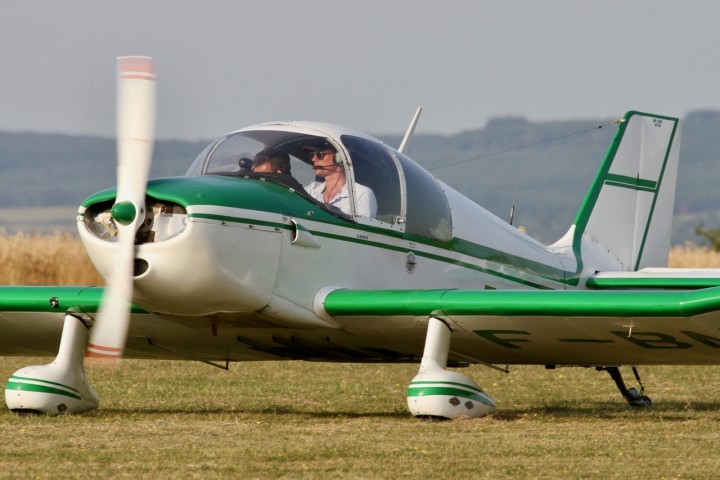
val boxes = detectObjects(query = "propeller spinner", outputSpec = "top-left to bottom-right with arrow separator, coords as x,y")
86,56 -> 156,359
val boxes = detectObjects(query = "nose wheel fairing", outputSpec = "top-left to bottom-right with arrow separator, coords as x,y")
407,317 -> 496,419
5,315 -> 99,415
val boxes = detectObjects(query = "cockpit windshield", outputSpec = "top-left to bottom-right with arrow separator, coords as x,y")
186,130 -> 320,187
186,129 -> 395,224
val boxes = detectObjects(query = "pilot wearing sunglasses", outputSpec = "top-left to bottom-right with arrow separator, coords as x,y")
305,143 -> 377,218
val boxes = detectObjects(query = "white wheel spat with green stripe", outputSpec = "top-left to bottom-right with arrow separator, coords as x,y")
407,369 -> 496,419
5,315 -> 99,415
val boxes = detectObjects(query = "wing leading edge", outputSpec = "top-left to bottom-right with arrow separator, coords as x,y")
321,287 -> 720,318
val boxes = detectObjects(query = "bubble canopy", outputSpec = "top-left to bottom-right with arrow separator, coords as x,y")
186,122 -> 452,241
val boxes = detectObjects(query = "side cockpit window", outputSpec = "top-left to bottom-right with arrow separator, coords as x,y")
395,152 -> 453,242
341,135 -> 402,225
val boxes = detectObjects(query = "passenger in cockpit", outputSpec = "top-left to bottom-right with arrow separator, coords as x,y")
304,143 -> 377,218
252,149 -> 304,191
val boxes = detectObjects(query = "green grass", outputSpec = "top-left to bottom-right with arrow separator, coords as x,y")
1,359 -> 719,479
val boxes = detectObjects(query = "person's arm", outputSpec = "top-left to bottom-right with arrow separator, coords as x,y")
354,185 -> 377,218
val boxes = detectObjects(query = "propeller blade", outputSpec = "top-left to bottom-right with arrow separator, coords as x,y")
86,226 -> 135,358
87,56 -> 156,359
116,55 -> 156,227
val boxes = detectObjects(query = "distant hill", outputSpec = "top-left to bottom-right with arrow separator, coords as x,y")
0,132 -> 208,208
2,110 -> 720,244
391,110 -> 720,244
379,116 -> 617,242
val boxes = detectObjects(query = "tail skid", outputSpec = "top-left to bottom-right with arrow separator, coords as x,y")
551,111 -> 682,283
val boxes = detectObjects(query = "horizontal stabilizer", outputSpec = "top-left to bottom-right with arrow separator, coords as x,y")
587,269 -> 720,290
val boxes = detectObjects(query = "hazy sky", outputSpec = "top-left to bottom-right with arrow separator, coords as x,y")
1,1 -> 717,140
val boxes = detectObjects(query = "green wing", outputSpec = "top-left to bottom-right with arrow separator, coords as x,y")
4,285 -> 720,366
0,287 -> 103,356
321,287 -> 720,366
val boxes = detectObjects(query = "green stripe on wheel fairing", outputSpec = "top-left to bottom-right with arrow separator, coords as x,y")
6,377 -> 82,400
408,384 -> 495,407
10,375 -> 81,394
410,380 -> 486,394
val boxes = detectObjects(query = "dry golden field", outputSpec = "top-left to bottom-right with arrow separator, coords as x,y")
0,231 -> 103,285
0,231 -> 719,286
667,243 -> 720,268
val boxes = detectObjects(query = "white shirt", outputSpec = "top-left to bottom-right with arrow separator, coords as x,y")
305,180 -> 378,218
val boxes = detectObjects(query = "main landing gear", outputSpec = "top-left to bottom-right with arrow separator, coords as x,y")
407,317 -> 496,419
5,314 -> 99,415
597,366 -> 652,408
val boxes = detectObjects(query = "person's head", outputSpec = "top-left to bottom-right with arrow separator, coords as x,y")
252,149 -> 291,174
307,141 -> 343,178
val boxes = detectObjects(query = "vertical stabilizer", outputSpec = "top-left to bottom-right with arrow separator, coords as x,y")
556,112 -> 681,276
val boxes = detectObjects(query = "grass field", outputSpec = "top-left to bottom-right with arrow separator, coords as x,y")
1,234 -> 720,478
2,360 -> 719,478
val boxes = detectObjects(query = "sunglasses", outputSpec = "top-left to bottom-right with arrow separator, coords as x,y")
310,150 -> 333,159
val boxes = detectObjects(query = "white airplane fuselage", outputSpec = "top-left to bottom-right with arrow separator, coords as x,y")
78,154 -> 572,330
73,113 -> 694,368
3,56 -> 699,418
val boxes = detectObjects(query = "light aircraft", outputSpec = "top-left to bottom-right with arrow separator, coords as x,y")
2,57 -> 718,419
